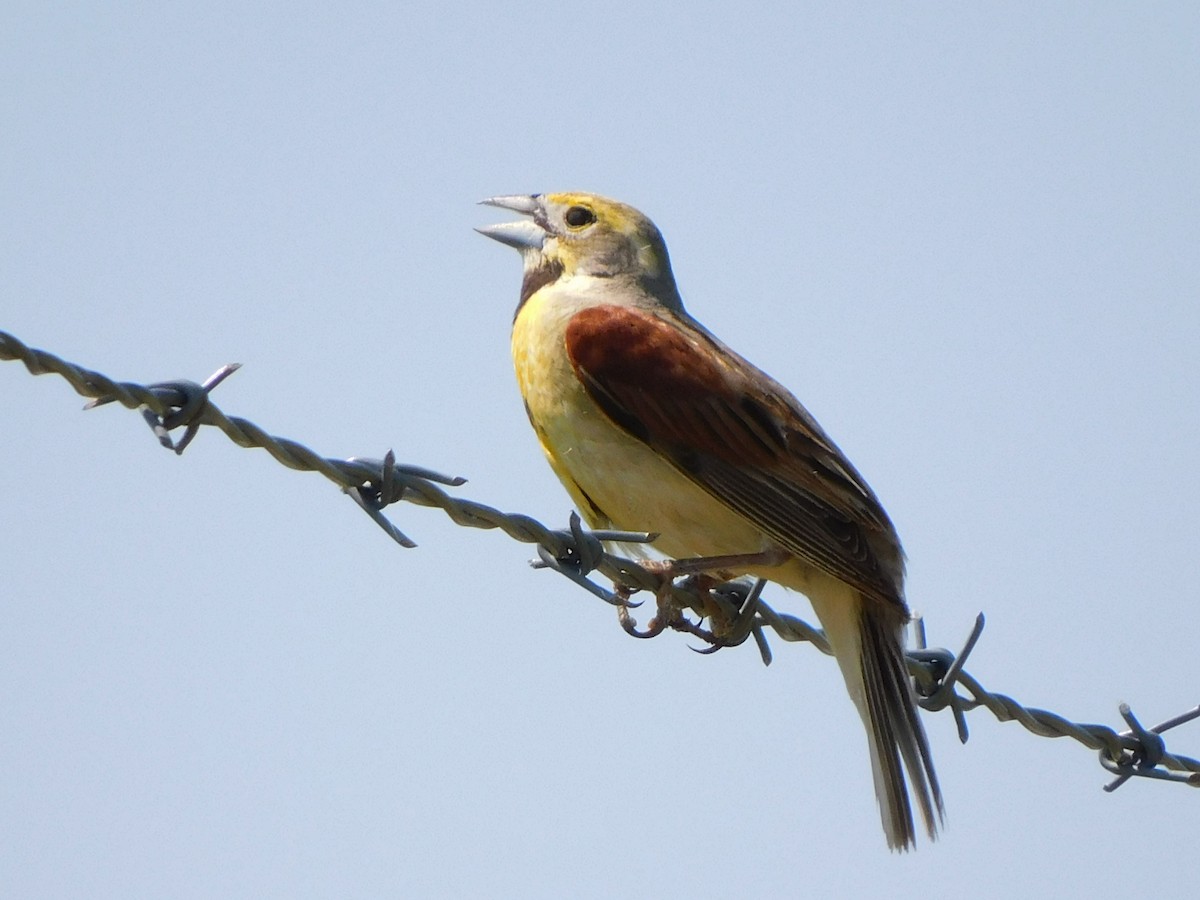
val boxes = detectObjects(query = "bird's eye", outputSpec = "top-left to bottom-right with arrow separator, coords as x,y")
564,205 -> 596,228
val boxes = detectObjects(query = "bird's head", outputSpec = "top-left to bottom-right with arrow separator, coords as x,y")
478,192 -> 682,310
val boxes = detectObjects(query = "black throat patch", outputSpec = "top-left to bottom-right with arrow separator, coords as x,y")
515,258 -> 565,319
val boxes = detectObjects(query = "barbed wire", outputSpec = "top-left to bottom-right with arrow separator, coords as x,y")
3,327 -> 1198,791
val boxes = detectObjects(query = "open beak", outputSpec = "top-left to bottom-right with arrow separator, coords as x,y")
476,195 -> 547,251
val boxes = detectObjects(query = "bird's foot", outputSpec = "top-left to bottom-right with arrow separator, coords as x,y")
615,563 -> 677,638
617,559 -> 762,650
616,551 -> 782,646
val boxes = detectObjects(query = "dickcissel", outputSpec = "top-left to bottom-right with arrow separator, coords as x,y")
478,192 -> 942,850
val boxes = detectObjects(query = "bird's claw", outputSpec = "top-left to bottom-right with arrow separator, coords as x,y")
614,567 -> 764,653
617,602 -> 669,638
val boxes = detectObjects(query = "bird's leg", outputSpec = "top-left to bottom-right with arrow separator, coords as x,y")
664,548 -> 790,577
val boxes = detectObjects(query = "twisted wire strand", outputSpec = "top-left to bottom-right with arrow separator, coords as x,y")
3,328 -> 1198,788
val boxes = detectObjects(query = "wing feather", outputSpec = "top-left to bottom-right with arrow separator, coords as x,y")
565,304 -> 906,607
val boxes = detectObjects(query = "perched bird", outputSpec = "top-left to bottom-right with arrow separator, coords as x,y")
478,192 -> 943,850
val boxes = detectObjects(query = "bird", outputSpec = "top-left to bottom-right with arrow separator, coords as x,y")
477,191 -> 943,850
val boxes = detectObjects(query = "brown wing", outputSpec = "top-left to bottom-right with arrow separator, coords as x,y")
565,304 -> 906,607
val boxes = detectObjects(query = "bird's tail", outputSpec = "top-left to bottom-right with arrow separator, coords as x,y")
809,586 -> 944,851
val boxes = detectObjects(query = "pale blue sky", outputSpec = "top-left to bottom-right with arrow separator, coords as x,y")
3,3 -> 1198,898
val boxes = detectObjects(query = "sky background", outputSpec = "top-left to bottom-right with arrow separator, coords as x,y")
3,3 -> 1198,898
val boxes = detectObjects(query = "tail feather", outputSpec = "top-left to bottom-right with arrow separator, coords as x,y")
807,581 -> 943,851
860,608 -> 943,850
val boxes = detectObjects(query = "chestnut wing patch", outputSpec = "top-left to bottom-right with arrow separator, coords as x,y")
564,304 -> 904,604
565,305 -> 786,466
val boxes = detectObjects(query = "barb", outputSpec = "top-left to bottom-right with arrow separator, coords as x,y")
3,327 -> 1198,791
